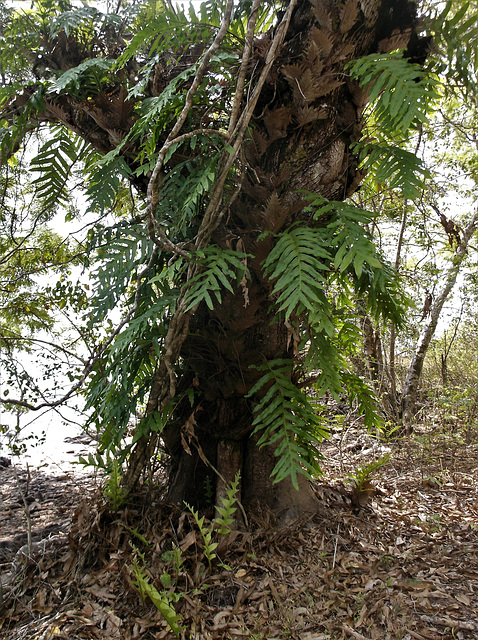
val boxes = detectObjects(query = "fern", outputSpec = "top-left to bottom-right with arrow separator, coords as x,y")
355,142 -> 429,200
247,359 -> 328,489
304,194 -> 407,325
186,504 -> 219,570
342,372 -> 383,432
103,457 -> 127,510
153,151 -> 221,230
184,246 -> 249,311
347,52 -> 437,199
88,221 -> 155,318
348,52 -> 439,137
263,225 -> 332,321
213,471 -> 240,535
130,549 -> 184,639
50,6 -> 101,39
85,153 -> 131,214
115,2 -> 219,69
29,127 -> 87,210
346,454 -> 390,491
433,1 -> 478,99
47,58 -> 117,98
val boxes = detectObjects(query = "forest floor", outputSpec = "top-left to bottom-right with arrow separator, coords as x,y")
0,421 -> 477,640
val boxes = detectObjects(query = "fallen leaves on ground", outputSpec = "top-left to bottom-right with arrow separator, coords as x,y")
0,423 -> 477,640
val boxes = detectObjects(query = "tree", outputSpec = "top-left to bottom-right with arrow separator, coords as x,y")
346,3 -> 478,427
0,0 -> 434,516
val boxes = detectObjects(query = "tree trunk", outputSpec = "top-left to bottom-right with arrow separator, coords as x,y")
400,213 -> 478,425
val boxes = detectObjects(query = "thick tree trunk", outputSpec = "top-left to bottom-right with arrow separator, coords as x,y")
400,213 -> 478,425
158,294 -> 319,517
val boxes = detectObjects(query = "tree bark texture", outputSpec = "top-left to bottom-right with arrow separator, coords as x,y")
4,0 -> 425,514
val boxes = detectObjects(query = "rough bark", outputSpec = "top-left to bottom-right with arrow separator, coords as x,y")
400,213 -> 478,425
2,0 -> 425,516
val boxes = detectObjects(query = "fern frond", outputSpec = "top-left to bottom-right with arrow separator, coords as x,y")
304,194 -> 408,325
47,58 -> 117,98
130,552 -> 184,639
30,127 -> 87,210
184,246 -> 249,311
342,372 -> 383,431
348,52 -> 439,137
50,6 -> 101,39
355,142 -> 429,200
433,1 -> 478,98
85,153 -> 131,214
247,359 -> 328,488
263,225 -> 332,321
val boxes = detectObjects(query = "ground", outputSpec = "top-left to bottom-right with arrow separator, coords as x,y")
0,421 -> 477,640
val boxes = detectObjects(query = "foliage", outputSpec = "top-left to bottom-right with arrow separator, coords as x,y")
345,453 -> 391,492
214,471 -> 240,536
184,247 -> 249,311
130,546 -> 184,639
130,472 -> 240,636
30,127 -> 89,211
102,457 -> 128,510
248,360 -> 328,489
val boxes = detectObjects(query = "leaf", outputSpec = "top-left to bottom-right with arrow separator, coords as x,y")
263,225 -> 331,320
247,359 -> 328,487
347,52 -> 439,137
47,58 -> 116,96
29,126 -> 88,210
184,246 -> 249,312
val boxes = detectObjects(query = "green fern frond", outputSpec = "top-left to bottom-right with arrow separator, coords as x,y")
263,225 -> 332,321
184,246 -> 249,311
47,58 -> 117,98
433,1 -> 478,98
50,6 -> 101,39
303,194 -> 408,325
30,127 -> 87,210
348,52 -> 439,137
342,372 -> 383,431
130,550 -> 184,639
213,471 -> 240,535
247,359 -> 328,489
355,142 -> 429,200
85,153 -> 131,214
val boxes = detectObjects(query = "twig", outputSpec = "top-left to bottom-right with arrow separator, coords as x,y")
332,523 -> 340,569
421,615 -> 478,632
405,629 -> 439,640
342,624 -> 368,640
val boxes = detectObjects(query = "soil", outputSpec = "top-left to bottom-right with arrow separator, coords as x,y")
0,423 -> 477,640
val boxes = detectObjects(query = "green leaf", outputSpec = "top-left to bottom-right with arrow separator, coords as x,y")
247,360 -> 328,487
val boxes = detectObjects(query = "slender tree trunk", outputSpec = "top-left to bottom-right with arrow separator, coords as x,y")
389,200 -> 408,418
401,213 -> 478,425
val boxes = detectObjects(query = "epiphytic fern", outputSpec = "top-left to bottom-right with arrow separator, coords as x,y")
348,52 -> 439,137
29,126 -> 88,211
263,225 -> 332,321
347,52 -> 437,199
184,246 -> 249,311
247,359 -> 328,488
432,1 -> 478,99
